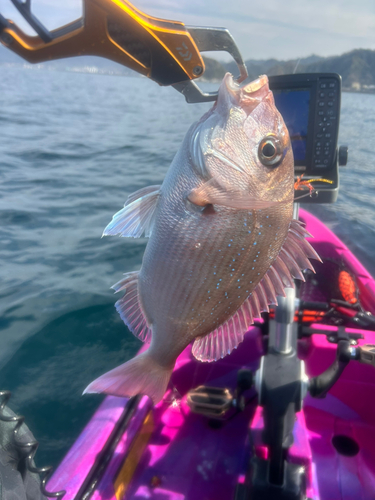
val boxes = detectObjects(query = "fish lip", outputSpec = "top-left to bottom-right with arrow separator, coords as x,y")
241,74 -> 269,94
219,73 -> 271,114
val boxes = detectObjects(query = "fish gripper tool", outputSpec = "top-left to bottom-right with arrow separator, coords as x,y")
0,0 -> 248,103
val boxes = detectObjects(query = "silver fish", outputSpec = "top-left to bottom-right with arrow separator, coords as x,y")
84,74 -> 320,404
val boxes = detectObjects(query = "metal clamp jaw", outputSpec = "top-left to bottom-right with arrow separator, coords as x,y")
0,0 -> 248,103
173,26 -> 248,102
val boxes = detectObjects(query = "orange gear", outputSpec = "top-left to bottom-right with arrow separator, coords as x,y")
338,270 -> 357,304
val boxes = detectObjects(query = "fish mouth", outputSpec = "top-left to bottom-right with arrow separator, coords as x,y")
218,73 -> 271,114
241,74 -> 269,94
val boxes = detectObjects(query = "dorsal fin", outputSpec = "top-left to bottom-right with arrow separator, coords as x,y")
103,185 -> 161,238
192,289 -> 265,362
112,271 -> 152,343
192,219 -> 320,362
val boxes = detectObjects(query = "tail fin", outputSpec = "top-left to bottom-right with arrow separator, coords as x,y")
83,351 -> 173,405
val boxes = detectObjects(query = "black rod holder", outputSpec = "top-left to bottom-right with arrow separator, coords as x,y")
309,327 -> 351,398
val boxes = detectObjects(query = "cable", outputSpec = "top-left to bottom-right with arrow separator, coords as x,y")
0,390 -> 66,499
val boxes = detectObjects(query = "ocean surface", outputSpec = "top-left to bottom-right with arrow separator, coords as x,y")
0,66 -> 375,469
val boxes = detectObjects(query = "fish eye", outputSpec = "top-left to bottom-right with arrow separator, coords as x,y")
258,135 -> 283,167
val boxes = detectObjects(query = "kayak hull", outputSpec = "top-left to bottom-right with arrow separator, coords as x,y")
48,209 -> 375,500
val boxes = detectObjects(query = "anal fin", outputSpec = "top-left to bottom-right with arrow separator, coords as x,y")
112,271 -> 151,343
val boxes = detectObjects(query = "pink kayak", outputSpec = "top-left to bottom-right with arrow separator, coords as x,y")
47,208 -> 375,500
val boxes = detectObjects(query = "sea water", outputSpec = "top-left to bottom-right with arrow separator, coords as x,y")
0,66 -> 375,468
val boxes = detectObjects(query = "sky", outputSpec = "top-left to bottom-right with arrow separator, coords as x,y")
1,0 -> 375,61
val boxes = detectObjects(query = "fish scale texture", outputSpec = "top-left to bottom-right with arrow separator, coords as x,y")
140,126 -> 293,361
85,74 -> 319,403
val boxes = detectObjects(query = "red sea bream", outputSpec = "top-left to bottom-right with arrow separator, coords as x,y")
84,73 -> 320,404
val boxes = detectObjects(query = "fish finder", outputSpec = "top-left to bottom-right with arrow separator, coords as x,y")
268,73 -> 347,203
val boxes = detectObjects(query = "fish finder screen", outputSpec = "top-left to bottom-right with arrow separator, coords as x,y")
273,89 -> 310,162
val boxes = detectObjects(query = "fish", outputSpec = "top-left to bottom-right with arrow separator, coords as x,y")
84,73 -> 320,404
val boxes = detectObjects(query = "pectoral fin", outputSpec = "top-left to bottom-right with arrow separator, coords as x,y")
188,178 -> 279,210
103,185 -> 161,238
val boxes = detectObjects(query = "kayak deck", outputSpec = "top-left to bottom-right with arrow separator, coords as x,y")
47,209 -> 375,500
48,331 -> 263,499
303,329 -> 375,500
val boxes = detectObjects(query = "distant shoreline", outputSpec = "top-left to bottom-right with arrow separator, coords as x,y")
0,62 -> 134,77
342,88 -> 375,95
1,62 -> 375,95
